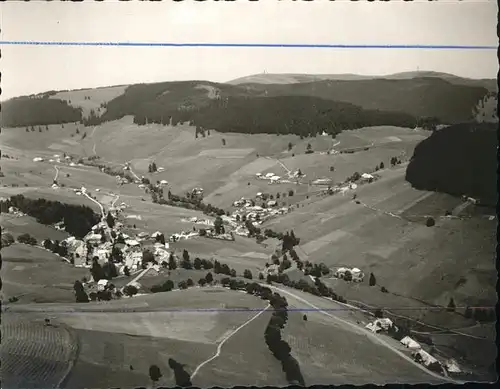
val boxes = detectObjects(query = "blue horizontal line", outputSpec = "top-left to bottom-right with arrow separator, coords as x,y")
0,41 -> 496,50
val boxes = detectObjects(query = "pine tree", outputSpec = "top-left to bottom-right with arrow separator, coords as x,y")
447,297 -> 456,312
369,272 -> 376,286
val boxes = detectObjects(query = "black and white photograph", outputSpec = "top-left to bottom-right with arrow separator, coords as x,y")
0,1 -> 498,388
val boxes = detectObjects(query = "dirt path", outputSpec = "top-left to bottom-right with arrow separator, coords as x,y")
190,303 -> 271,381
53,165 -> 60,182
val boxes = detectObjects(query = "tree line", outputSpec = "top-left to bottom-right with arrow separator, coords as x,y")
405,122 -> 497,206
2,97 -> 82,127
1,195 -> 100,238
134,96 -> 417,137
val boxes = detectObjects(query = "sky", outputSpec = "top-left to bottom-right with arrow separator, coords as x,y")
1,0 -> 498,100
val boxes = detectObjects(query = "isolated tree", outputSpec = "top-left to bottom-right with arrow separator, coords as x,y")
288,142 -> 293,151
303,314 -> 308,321
91,259 -> 105,282
123,285 -> 138,296
426,217 -> 436,227
306,143 -> 313,154
205,272 -> 214,284
73,280 -> 89,303
447,297 -> 456,312
149,365 -> 162,388
243,269 -> 253,280
178,280 -> 188,290
369,272 -> 377,286
380,162 -> 385,169
186,278 -> 194,287
106,212 -> 115,228
168,253 -> 177,270
222,138 -> 226,146
230,269 -> 237,277
214,216 -> 224,235
193,257 -> 202,270
179,250 -> 193,270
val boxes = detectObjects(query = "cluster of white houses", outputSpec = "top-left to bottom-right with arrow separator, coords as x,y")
334,266 -> 365,282
364,319 -> 462,375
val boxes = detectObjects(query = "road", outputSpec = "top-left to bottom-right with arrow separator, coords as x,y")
82,191 -> 105,220
260,283 -> 462,384
190,303 -> 271,381
53,166 -> 60,182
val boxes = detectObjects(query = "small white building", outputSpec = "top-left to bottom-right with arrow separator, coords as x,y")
159,180 -> 168,185
33,157 -> 44,162
125,239 -> 140,247
361,173 -> 374,180
444,359 -> 461,374
97,279 -> 109,291
412,349 -> 440,368
400,336 -> 422,350
265,172 -> 274,178
366,318 -> 394,333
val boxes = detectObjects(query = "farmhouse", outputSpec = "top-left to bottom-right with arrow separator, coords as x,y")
400,336 -> 422,350
365,318 -> 394,333
412,349 -> 440,368
85,233 -> 102,243
312,178 -> 333,186
97,279 -> 109,291
124,250 -> 142,271
444,359 -> 462,374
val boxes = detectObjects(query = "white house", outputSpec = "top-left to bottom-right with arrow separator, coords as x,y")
444,359 -> 461,374
361,173 -> 374,180
412,349 -> 440,368
97,279 -> 109,291
400,336 -> 422,350
125,239 -> 140,247
85,233 -> 102,243
365,318 -> 394,333
33,157 -> 44,162
265,172 -> 274,178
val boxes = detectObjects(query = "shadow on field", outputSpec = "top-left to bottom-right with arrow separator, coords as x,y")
167,358 -> 192,387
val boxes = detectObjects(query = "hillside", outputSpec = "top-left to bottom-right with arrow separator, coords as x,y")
405,123 -> 498,206
228,71 -> 497,91
1,97 -> 83,128
245,78 -> 488,124
2,75 -> 490,131
139,96 -> 416,136
102,77 -> 489,127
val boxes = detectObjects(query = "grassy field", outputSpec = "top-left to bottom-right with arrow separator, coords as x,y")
50,85 -> 128,118
1,244 -> 88,304
263,167 -> 496,310
1,314 -> 78,389
259,285 -> 446,385
4,288 -> 277,388
2,215 -> 70,242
